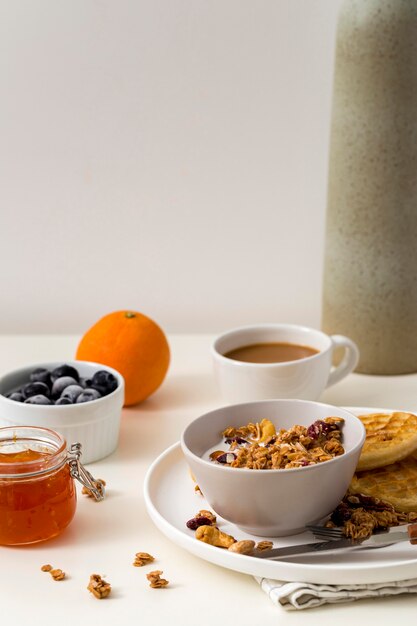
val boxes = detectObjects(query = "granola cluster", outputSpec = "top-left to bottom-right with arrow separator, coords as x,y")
133,552 -> 155,567
210,417 -> 345,470
326,493 -> 417,540
147,570 -> 169,588
87,574 -> 112,599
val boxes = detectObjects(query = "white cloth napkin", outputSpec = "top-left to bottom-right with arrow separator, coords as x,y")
255,576 -> 417,610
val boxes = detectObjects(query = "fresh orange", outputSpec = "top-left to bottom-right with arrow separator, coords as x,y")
75,310 -> 170,406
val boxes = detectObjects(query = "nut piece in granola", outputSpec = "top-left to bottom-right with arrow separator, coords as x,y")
133,552 -> 155,567
147,570 -> 169,588
87,574 -> 112,599
258,419 -> 277,443
256,540 -> 273,552
228,540 -> 255,555
195,525 -> 236,548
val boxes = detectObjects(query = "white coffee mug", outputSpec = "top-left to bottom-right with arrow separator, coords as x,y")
211,324 -> 359,403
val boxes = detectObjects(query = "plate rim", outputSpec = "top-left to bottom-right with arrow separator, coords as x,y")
143,406 -> 417,584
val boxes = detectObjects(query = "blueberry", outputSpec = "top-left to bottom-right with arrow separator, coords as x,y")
55,396 -> 73,405
24,394 -> 52,405
22,381 -> 50,399
50,365 -> 80,383
61,384 -> 84,402
29,367 -> 51,387
76,389 -> 102,403
51,376 -> 78,398
79,378 -> 92,389
7,391 -> 25,402
90,370 -> 118,396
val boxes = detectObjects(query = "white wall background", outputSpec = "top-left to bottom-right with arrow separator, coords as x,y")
0,0 -> 344,334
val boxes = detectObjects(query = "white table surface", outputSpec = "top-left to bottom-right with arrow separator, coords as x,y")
1,333 -> 417,623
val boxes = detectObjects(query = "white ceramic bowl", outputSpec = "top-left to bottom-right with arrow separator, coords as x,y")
181,399 -> 366,537
0,361 -> 124,464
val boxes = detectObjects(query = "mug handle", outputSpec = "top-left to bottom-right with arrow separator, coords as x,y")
326,335 -> 360,388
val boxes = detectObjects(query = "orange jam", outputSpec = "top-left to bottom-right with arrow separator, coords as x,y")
0,448 -> 50,465
0,427 -> 77,545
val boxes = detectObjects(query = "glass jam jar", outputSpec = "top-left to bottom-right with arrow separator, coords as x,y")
0,426 -> 104,546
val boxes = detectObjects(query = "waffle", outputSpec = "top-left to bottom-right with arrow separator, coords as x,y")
356,411 -> 417,471
350,452 -> 417,512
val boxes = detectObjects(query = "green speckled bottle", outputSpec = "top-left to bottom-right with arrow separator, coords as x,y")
322,0 -> 417,374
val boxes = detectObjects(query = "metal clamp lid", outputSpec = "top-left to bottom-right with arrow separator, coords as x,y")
67,443 -> 105,502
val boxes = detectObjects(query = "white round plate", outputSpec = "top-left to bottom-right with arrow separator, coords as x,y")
143,407 -> 417,584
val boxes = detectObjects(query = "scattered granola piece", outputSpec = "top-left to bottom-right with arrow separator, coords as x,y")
87,574 -> 112,599
256,540 -> 273,552
133,552 -> 155,567
194,484 -> 203,495
147,570 -> 169,588
41,564 -> 52,572
50,568 -> 66,581
186,509 -> 217,530
195,525 -> 236,548
82,479 -> 106,499
198,509 -> 217,524
228,540 -> 255,555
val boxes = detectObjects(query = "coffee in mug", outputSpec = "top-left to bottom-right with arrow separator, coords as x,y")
211,324 -> 359,403
223,342 -> 319,364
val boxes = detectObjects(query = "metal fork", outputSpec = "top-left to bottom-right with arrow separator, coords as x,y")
306,524 -> 397,550
306,524 -> 344,540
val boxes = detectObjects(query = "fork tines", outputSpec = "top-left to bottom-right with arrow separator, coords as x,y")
306,524 -> 344,539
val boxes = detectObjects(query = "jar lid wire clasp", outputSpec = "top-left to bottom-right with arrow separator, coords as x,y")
67,443 -> 105,502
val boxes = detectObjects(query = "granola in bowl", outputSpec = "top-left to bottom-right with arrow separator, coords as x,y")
206,417 -> 345,470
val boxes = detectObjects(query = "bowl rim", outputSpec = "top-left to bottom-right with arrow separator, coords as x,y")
0,360 -> 125,409
181,398 -> 366,475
